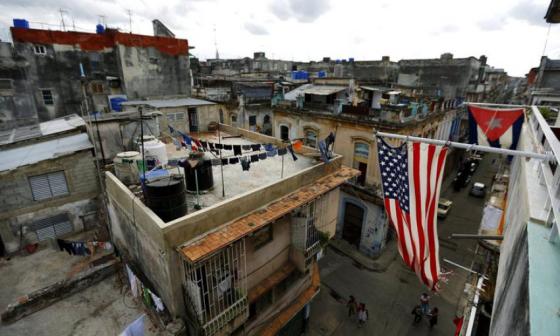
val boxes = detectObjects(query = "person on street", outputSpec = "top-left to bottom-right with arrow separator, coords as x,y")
411,305 -> 423,323
357,303 -> 368,327
428,307 -> 439,328
420,293 -> 430,314
347,295 -> 357,318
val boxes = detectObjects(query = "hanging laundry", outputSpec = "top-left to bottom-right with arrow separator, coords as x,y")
221,158 -> 229,165
240,157 -> 251,171
149,291 -> 165,312
287,145 -> 298,161
126,265 -> 139,298
318,140 -> 330,162
172,138 -> 181,150
57,239 -> 74,255
215,143 -> 223,149
325,132 -> 336,151
168,125 -> 176,135
194,139 -> 204,151
250,154 -> 259,162
200,141 -> 208,151
258,152 -> 267,160
233,145 -> 242,156
264,143 -> 275,152
120,314 -> 144,336
267,149 -> 277,157
292,140 -> 303,151
242,145 -> 251,151
251,144 -> 261,151
209,143 -> 215,150
223,144 -> 232,150
278,148 -> 288,156
211,159 -> 221,166
203,160 -> 212,168
229,157 -> 239,164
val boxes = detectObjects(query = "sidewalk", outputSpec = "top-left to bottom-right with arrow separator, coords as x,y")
328,238 -> 398,272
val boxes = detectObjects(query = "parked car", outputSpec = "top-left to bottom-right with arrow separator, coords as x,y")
453,171 -> 472,191
437,198 -> 453,218
470,182 -> 487,197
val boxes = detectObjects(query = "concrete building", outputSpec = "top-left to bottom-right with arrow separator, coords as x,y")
0,114 -> 99,255
105,123 -> 358,335
0,19 -> 190,129
528,56 -> 560,106
272,78 -> 461,258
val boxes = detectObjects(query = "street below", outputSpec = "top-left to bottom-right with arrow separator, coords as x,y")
309,153 -> 500,335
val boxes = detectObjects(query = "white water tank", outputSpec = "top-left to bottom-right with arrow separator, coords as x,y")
139,139 -> 168,166
114,151 -> 140,185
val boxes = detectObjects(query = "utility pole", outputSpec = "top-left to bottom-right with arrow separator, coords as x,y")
59,9 -> 67,31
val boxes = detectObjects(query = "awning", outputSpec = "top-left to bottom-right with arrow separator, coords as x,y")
387,91 -> 401,95
179,166 -> 360,263
304,86 -> 347,96
360,86 -> 384,91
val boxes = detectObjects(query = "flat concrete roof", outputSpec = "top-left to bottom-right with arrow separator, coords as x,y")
0,114 -> 85,146
122,98 -> 216,108
162,131 -> 317,210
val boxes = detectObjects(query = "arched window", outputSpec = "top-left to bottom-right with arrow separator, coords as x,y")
353,142 -> 369,186
263,115 -> 271,124
280,125 -> 290,141
304,129 -> 317,148
230,113 -> 238,126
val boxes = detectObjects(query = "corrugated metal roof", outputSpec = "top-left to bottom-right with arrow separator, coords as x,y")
360,86 -> 385,91
0,114 -> 85,146
0,133 -> 93,172
122,98 -> 216,108
303,85 -> 347,96
284,83 -> 313,101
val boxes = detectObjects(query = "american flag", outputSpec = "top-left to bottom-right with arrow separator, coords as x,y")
377,137 -> 448,290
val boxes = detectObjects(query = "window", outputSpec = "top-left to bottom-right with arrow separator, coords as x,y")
149,57 -> 159,64
41,89 -> 54,105
252,225 -> 273,250
91,83 -> 104,94
304,129 -> 317,148
353,142 -> 369,186
249,115 -> 257,126
28,171 -> 69,201
249,289 -> 273,319
167,112 -> 186,122
34,45 -> 47,55
280,125 -> 290,141
219,109 -> 224,123
29,213 -> 73,241
0,79 -> 14,90
263,115 -> 271,124
231,114 -> 238,124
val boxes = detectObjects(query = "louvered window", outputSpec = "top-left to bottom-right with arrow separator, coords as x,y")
29,213 -> 73,241
28,171 -> 69,201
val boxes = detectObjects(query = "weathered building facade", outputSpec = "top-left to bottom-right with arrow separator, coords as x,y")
105,123 -> 358,335
0,115 -> 99,255
0,19 -> 190,130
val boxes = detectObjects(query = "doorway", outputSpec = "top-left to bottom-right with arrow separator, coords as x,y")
356,162 -> 367,185
280,125 -> 289,141
188,107 -> 198,132
342,202 -> 365,247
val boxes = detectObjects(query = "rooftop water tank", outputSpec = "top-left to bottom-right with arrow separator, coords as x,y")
144,175 -> 187,222
182,152 -> 214,192
96,24 -> 105,34
139,139 -> 168,166
13,19 -> 29,29
114,151 -> 140,185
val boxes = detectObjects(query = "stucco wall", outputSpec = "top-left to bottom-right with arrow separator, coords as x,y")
0,150 -> 100,253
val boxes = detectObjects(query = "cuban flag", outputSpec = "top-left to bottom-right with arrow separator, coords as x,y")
468,105 -> 524,150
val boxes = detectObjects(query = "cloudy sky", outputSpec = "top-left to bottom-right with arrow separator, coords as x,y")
0,0 -> 558,76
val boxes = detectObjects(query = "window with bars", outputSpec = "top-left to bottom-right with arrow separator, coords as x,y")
251,225 -> 273,250
167,112 -> 186,122
29,213 -> 73,241
91,83 -> 104,94
34,45 -> 47,55
41,89 -> 54,105
292,202 -> 320,252
28,171 -> 69,201
183,240 -> 248,333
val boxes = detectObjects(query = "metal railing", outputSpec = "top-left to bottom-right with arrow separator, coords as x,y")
527,106 -> 560,238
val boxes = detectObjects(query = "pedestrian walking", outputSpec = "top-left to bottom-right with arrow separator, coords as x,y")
411,305 -> 423,324
428,307 -> 439,328
357,303 -> 368,327
420,293 -> 430,314
347,295 -> 357,318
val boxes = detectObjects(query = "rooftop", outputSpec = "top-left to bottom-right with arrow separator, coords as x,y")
0,114 -> 85,146
159,130 -> 317,210
0,133 -> 93,173
179,166 -> 359,262
122,97 -> 216,109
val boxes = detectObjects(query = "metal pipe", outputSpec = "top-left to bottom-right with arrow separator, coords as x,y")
218,124 -> 225,198
450,234 -> 504,240
139,106 -> 146,188
374,131 -> 554,162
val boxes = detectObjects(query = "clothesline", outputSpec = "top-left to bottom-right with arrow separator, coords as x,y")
56,239 -> 112,256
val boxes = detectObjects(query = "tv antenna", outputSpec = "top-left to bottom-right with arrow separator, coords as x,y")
127,9 -> 132,33
59,9 -> 68,31
214,25 -> 219,60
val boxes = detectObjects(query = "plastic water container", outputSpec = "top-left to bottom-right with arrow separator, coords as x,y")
114,151 -> 141,185
96,24 -> 105,34
139,139 -> 169,166
13,19 -> 29,29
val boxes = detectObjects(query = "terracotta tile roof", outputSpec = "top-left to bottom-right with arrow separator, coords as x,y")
180,166 -> 359,263
248,263 -> 296,303
260,262 -> 320,336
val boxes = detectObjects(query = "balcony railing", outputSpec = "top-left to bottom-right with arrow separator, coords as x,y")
527,106 -> 560,238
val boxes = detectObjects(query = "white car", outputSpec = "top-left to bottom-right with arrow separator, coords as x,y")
437,198 -> 453,218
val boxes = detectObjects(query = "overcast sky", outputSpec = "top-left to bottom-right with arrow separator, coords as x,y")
0,0 -> 558,76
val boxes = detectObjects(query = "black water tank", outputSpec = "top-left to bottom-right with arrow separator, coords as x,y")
183,160 -> 214,192
144,175 -> 187,222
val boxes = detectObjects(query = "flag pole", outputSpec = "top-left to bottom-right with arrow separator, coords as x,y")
374,131 -> 554,162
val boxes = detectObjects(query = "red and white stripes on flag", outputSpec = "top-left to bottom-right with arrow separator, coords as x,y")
376,137 -> 448,290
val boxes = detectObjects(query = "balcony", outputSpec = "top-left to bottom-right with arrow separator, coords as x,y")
182,239 -> 248,336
